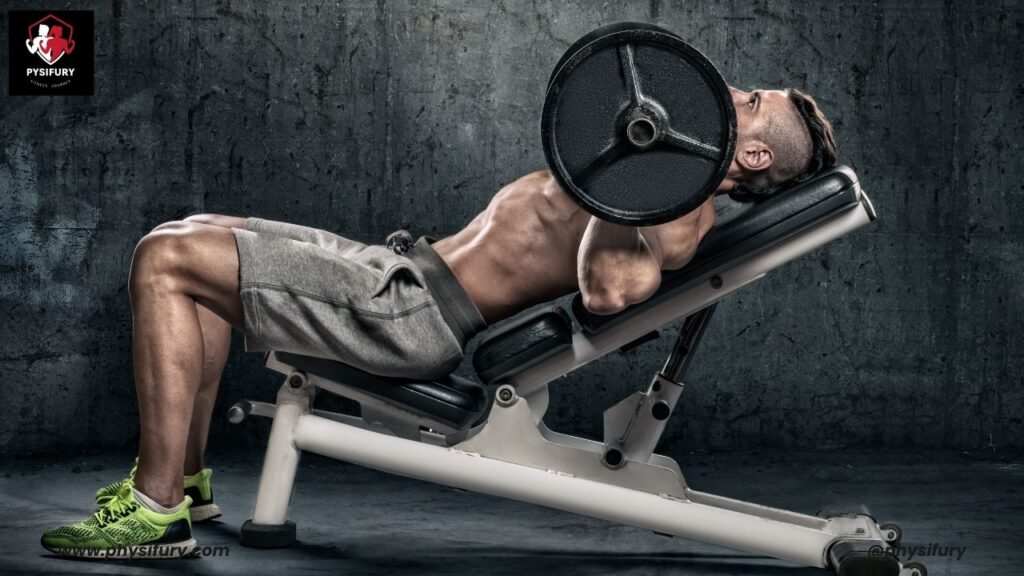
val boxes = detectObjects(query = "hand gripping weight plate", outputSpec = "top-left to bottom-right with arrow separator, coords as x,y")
542,23 -> 736,226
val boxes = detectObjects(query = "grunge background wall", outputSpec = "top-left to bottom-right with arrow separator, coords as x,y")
1,0 -> 1021,455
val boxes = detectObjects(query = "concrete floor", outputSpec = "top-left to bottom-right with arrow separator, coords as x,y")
1,450 -> 1021,576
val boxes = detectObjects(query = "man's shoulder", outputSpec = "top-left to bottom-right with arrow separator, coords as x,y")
496,169 -> 557,198
510,169 -> 554,186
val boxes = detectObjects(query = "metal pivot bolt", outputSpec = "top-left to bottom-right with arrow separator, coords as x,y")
495,384 -> 518,407
879,522 -> 902,544
288,373 -> 306,389
227,404 -> 246,424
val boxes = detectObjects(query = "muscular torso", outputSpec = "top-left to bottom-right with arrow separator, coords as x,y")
432,170 -> 715,324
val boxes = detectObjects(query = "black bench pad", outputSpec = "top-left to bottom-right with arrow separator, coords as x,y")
472,306 -> 573,384
276,352 -> 486,430
572,165 -> 868,333
279,167 -> 866,421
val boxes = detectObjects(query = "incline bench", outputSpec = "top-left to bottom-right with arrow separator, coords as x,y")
228,166 -> 923,576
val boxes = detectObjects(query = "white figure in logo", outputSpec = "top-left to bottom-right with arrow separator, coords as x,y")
25,24 -> 54,63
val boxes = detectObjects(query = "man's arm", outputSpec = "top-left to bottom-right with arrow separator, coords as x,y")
640,196 -> 717,271
578,197 -> 716,315
577,218 -> 663,315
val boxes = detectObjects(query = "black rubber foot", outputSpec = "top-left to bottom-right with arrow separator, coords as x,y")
835,552 -> 901,576
239,519 -> 296,548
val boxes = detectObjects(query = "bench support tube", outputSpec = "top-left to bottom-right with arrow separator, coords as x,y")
250,377 -> 311,525
292,409 -> 837,568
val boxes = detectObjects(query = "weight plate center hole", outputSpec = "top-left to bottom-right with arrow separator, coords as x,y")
627,117 -> 658,148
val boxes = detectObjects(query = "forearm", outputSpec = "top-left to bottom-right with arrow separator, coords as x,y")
577,217 -> 662,314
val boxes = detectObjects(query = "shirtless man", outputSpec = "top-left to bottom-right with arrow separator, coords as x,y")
41,86 -> 835,557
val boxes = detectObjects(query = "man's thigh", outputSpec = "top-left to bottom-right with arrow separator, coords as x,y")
241,217 -> 366,255
183,214 -> 247,229
231,225 -> 463,378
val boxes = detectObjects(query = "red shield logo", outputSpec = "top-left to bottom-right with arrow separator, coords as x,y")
25,14 -> 76,66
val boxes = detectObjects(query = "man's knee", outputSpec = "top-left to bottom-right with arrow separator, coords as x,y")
129,224 -> 199,298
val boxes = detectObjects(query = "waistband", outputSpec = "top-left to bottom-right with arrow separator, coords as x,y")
405,236 -> 487,349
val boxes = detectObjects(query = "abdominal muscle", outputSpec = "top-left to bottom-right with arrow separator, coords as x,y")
431,171 -> 590,324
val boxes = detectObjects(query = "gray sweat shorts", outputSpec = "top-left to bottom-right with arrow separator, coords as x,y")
232,218 -> 487,380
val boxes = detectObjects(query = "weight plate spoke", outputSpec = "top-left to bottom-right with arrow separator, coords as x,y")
660,126 -> 722,160
618,44 -> 643,105
571,138 -> 632,189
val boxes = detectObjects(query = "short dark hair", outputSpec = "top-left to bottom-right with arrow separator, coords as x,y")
732,88 -> 837,198
788,88 -> 837,183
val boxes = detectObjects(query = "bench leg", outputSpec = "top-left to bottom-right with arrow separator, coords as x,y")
239,374 -> 312,548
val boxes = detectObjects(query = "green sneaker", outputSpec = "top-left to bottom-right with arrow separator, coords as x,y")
42,488 -> 195,559
96,461 -> 221,523
183,468 -> 222,522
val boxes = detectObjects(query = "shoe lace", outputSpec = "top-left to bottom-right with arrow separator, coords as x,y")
95,491 -> 139,527
97,459 -> 138,506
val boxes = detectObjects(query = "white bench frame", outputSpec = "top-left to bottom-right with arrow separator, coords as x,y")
232,186 -> 922,575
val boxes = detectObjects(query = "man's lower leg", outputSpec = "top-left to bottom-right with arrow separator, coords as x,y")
127,224 -> 244,508
131,278 -> 204,508
183,304 -> 232,476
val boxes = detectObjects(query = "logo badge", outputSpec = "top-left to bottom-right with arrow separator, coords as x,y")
8,10 -> 94,95
25,14 -> 77,66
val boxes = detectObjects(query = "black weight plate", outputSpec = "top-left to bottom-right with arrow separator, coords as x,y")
542,24 -> 736,226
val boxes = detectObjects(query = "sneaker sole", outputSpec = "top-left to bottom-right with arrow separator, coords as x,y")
46,538 -> 198,559
189,503 -> 222,523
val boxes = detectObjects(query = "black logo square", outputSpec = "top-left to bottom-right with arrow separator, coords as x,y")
8,10 -> 94,96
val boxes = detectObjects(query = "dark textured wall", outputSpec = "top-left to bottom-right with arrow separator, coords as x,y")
1,1 -> 1021,456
